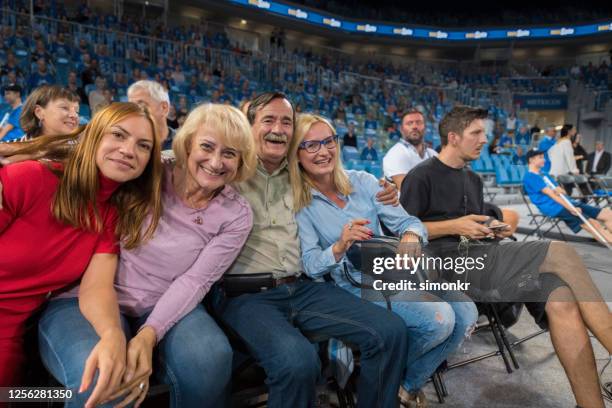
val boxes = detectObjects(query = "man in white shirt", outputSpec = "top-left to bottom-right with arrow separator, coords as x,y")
383,109 -> 437,189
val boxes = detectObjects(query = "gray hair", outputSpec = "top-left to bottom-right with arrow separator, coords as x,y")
127,80 -> 170,104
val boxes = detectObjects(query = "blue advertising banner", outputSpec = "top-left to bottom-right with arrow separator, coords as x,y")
513,94 -> 568,110
226,0 -> 612,42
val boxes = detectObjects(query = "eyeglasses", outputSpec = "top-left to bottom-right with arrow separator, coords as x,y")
299,135 -> 338,153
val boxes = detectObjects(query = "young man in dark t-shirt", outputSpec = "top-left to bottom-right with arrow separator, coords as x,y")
401,106 -> 612,408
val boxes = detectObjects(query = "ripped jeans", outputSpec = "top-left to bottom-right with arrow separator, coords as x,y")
347,286 -> 478,392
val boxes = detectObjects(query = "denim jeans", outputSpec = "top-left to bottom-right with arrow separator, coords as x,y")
38,298 -> 232,408
213,278 -> 408,408
362,288 -> 477,392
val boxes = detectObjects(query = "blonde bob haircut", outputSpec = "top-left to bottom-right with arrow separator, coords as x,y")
289,113 -> 352,212
9,102 -> 163,250
172,103 -> 256,184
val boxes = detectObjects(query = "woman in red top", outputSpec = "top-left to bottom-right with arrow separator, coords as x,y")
0,103 -> 162,404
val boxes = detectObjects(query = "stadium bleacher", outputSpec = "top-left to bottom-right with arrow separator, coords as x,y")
0,1 -> 609,196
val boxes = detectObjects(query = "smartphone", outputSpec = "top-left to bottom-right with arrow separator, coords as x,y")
488,223 -> 510,231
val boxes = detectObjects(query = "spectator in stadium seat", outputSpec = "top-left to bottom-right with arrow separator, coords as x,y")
0,103 -> 162,394
387,122 -> 401,141
537,125 -> 556,173
291,113 -> 477,408
212,92 -> 408,408
30,39 -> 51,63
586,141 -> 611,176
332,105 -> 347,129
28,58 -> 55,90
1,53 -> 24,79
342,122 -> 358,148
510,145 -> 527,165
176,112 -> 187,128
88,76 -> 108,115
127,80 -> 174,151
81,58 -> 101,88
166,105 -> 179,129
383,109 -> 437,189
515,125 -> 531,146
20,85 -> 79,139
498,130 -> 514,149
50,32 -> 72,57
530,121 -> 541,137
360,137 -> 378,161
1,70 -> 25,93
364,111 -> 378,132
171,64 -> 186,87
9,26 -> 29,50
66,71 -> 88,105
0,84 -> 25,142
39,104 -> 255,408
112,72 -> 129,99
401,106 -> 612,408
505,112 -> 517,131
524,149 -> 612,245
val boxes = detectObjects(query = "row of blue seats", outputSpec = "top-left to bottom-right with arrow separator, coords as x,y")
344,159 -> 383,179
495,164 -> 527,186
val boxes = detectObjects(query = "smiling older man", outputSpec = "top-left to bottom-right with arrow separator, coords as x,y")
213,92 -> 408,408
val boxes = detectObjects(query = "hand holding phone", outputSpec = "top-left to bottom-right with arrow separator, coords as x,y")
487,223 -> 510,231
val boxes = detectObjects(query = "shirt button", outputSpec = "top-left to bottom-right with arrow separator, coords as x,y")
272,219 -> 276,225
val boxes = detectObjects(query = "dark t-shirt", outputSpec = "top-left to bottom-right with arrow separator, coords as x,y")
400,157 -> 484,245
343,133 -> 358,148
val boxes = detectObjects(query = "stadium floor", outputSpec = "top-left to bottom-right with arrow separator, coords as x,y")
422,235 -> 611,408
257,235 -> 612,408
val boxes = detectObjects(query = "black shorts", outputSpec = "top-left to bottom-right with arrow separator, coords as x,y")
428,240 -> 567,330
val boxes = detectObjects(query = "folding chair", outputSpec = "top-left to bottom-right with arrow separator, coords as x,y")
519,187 -> 567,241
447,303 -> 547,374
588,175 -> 612,206
556,174 -> 599,205
342,237 -> 449,404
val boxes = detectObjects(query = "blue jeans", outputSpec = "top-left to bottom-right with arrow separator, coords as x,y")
213,278 -> 408,408
369,289 -> 478,392
38,298 -> 232,408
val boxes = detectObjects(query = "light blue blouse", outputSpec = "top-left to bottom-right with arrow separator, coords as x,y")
296,170 -> 427,290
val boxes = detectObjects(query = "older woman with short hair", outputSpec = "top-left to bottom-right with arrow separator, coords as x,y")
38,104 -> 257,408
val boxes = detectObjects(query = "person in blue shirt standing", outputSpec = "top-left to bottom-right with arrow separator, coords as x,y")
0,84 -> 25,142
537,126 -> 557,173
523,149 -> 612,244
291,113 -> 477,407
360,138 -> 378,161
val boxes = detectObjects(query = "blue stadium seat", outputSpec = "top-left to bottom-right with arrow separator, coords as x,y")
342,146 -> 360,161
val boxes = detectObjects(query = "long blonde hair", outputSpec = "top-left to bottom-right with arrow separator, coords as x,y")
9,102 -> 163,249
288,113 -> 352,212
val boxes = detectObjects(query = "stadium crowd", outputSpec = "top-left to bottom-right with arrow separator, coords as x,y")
1,2 -> 612,408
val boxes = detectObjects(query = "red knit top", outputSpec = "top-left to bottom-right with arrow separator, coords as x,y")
0,161 -> 120,337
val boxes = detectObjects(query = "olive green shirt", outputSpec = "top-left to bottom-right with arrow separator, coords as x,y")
227,160 -> 302,278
